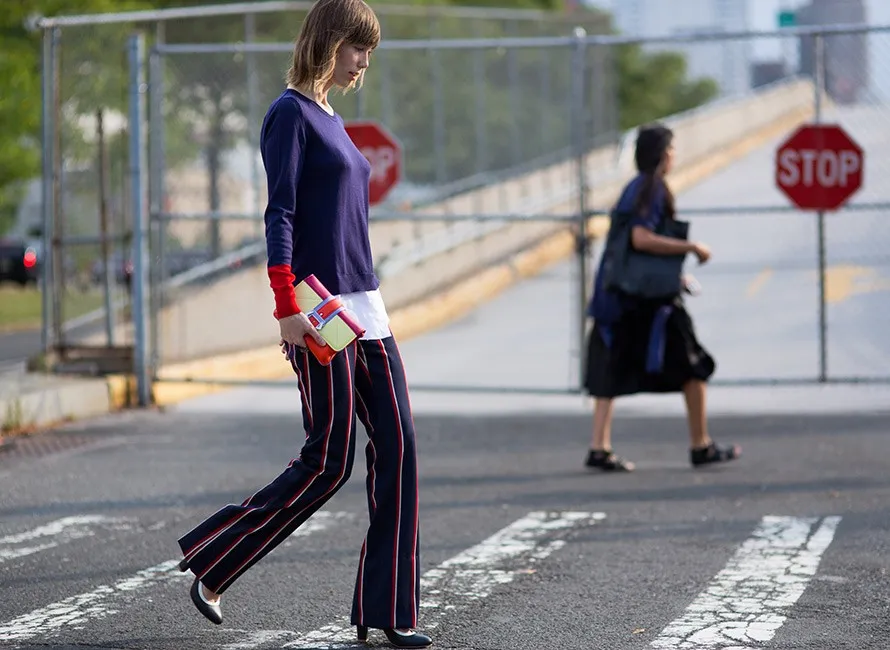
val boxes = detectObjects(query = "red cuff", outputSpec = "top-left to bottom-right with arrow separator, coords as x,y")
268,264 -> 300,319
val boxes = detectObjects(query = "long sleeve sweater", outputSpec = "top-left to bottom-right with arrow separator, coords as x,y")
260,88 -> 379,319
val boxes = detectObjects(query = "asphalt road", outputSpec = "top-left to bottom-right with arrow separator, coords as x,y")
1,400 -> 889,650
675,103 -> 890,383
0,329 -> 39,366
1,105 -> 888,650
0,321 -> 101,366
391,103 -> 890,393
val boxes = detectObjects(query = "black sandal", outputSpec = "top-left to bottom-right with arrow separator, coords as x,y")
690,441 -> 741,467
585,449 -> 635,472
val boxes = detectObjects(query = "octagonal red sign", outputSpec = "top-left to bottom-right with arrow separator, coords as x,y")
345,120 -> 402,206
775,123 -> 864,211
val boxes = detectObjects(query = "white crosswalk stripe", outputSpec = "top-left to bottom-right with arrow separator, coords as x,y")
228,511 -> 606,650
650,515 -> 842,649
0,511 -> 847,649
0,515 -> 135,565
0,511 -> 349,643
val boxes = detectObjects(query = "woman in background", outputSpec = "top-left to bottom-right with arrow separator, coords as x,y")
583,123 -> 741,472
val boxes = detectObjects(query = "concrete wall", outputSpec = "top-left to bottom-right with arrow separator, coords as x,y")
103,78 -> 820,366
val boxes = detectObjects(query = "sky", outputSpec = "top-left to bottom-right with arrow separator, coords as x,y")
587,0 -> 889,34
585,0 -> 890,99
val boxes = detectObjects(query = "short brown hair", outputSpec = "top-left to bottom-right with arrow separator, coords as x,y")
286,0 -> 381,95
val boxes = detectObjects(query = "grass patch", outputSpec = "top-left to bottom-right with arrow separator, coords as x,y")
0,285 -> 106,332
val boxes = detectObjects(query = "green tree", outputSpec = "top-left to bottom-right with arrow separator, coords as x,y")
0,0 -> 150,237
0,0 -> 719,235
615,45 -> 719,130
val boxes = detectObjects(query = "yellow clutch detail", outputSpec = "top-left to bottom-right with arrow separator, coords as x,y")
295,275 -> 366,353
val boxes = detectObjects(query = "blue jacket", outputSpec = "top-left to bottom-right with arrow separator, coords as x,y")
587,174 -> 670,353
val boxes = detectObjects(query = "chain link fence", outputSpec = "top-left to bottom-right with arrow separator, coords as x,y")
34,4 -> 890,403
34,2 -> 612,381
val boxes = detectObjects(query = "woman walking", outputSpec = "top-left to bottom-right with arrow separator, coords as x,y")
583,123 -> 741,472
175,2 -> 431,647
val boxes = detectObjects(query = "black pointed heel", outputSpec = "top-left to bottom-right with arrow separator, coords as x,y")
189,577 -> 222,625
384,628 -> 432,648
356,625 -> 432,647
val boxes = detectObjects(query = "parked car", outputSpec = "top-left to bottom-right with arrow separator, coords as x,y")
0,237 -> 40,286
90,252 -> 134,288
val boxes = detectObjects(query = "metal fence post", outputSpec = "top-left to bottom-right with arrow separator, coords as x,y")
814,33 -> 828,383
128,32 -> 151,406
148,24 -> 166,378
50,27 -> 64,357
572,28 -> 588,391
430,19 -> 447,185
506,21 -> 521,164
40,27 -> 58,357
472,21 -> 488,175
245,12 -> 262,234
96,109 -> 115,346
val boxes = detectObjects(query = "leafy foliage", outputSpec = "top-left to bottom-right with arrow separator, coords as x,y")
0,0 -> 719,236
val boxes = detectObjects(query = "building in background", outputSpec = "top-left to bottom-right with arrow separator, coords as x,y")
796,0 -> 868,104
607,0 -> 751,97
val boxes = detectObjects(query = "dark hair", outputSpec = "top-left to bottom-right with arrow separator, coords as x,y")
633,123 -> 675,220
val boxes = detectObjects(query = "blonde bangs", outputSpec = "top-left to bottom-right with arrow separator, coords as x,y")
286,0 -> 380,92
345,2 -> 381,50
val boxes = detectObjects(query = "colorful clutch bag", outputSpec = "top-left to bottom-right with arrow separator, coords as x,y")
294,274 -> 366,365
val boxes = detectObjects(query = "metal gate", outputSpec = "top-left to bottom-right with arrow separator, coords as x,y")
35,5 -> 890,405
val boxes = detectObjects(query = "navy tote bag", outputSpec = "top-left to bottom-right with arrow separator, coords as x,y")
600,209 -> 689,300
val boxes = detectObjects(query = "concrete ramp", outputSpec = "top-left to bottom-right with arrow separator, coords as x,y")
393,103 -> 890,399
139,77 -> 822,389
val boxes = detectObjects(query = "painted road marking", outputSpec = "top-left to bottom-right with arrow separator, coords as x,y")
821,265 -> 890,304
0,516 -> 135,565
264,511 -> 605,650
0,511 -> 349,643
744,265 -> 890,303
0,559 -> 184,642
649,515 -> 841,649
745,268 -> 773,298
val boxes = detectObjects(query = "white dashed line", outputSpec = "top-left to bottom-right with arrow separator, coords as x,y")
650,515 -> 841,649
0,515 -> 135,564
0,511 -> 349,642
273,511 -> 605,650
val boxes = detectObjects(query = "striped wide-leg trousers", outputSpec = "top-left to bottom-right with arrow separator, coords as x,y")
176,335 -> 421,630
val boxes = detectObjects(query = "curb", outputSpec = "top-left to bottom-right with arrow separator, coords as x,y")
126,107 -> 813,408
2,376 -> 113,433
143,218 -> 610,407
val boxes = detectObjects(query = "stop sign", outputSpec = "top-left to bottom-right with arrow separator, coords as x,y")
775,123 -> 863,210
345,120 -> 402,206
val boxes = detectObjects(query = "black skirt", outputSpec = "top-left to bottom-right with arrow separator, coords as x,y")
584,298 -> 715,398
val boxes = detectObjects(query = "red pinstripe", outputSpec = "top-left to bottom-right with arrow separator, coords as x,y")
353,350 -> 372,621
356,348 -> 377,513
355,539 -> 367,622
200,353 -> 353,589
290,346 -> 313,433
377,338 -> 405,627
356,345 -> 373,383
354,390 -> 378,514
181,508 -> 253,562
393,341 -> 419,625
181,349 -> 323,562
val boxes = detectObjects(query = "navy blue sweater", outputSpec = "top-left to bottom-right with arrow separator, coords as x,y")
260,88 -> 379,318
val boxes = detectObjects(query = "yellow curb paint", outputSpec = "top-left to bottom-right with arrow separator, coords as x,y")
746,268 -> 774,299
820,265 -> 890,304
137,108 -> 813,407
